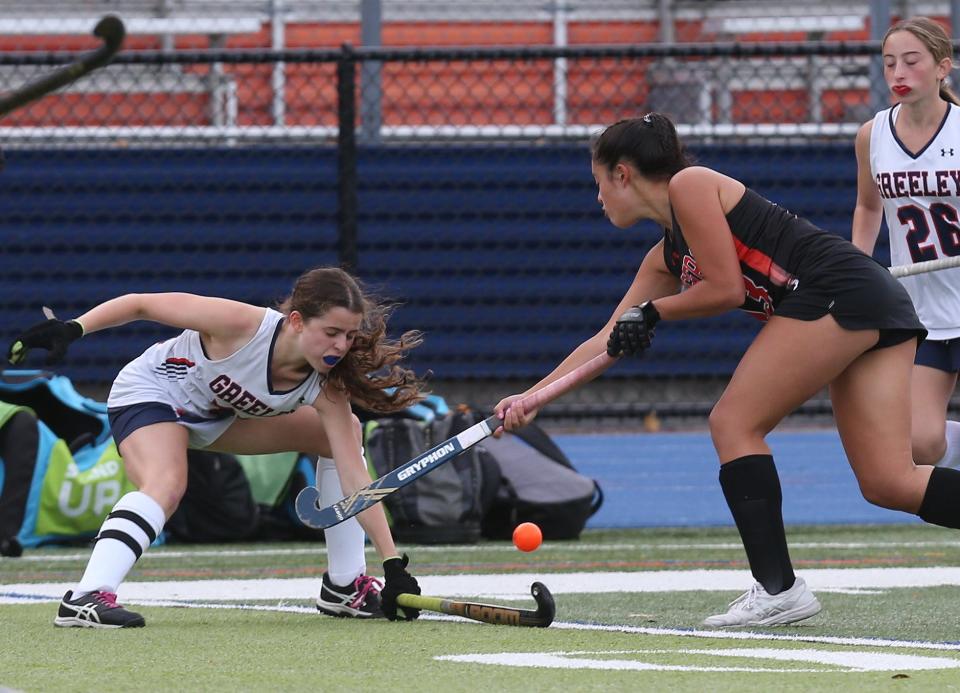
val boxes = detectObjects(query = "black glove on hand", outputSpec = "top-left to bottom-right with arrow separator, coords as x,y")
8,318 -> 83,366
606,301 -> 660,357
380,553 -> 421,621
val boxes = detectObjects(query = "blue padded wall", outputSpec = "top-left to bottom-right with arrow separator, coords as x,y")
1,143 -> 864,384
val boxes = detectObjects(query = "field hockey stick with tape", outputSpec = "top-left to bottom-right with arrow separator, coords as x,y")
0,15 -> 125,118
397,581 -> 555,628
296,351 -> 616,529
889,256 -> 960,279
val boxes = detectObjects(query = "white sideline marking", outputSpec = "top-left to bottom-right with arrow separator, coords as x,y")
548,622 -> 960,651
6,584 -> 960,658
7,588 -> 960,653
441,650 -> 822,673
438,648 -> 960,672
6,567 -> 960,603
14,538 -> 960,562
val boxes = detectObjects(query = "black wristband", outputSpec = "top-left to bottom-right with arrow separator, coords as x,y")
65,320 -> 84,341
640,301 -> 661,328
383,553 -> 409,575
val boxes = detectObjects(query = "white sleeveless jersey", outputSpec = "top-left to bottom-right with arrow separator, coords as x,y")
108,308 -> 324,422
870,103 -> 960,339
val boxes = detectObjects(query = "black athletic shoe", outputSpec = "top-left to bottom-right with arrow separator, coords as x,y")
54,590 -> 146,629
316,573 -> 384,618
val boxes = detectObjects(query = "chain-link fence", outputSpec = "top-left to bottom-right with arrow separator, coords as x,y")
0,1 -> 936,50
1,8 -> 953,423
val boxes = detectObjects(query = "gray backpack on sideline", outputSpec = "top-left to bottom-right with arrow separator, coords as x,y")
363,407 -> 499,544
479,424 -> 603,541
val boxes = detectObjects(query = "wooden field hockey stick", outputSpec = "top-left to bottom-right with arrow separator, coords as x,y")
295,351 -> 616,529
397,581 -> 555,628
889,256 -> 960,279
0,15 -> 125,118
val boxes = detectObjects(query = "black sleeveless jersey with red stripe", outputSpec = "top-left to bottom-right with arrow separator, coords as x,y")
663,187 -> 861,321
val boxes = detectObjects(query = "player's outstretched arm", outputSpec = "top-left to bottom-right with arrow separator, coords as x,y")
9,293 -> 263,366
73,293 -> 262,337
7,293 -> 264,365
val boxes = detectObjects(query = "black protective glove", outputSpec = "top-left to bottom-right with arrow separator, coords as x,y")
8,318 -> 83,366
380,553 -> 421,621
606,301 -> 660,357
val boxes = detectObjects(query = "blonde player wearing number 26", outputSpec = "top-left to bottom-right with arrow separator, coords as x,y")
853,16 -> 960,472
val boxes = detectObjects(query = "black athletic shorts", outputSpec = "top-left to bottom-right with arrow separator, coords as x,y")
773,249 -> 926,349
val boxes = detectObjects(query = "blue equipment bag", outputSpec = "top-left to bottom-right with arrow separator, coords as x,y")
0,370 -> 132,551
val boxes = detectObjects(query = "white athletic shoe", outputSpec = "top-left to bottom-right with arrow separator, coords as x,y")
702,577 -> 821,627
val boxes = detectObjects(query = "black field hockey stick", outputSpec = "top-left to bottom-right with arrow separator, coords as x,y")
397,581 -> 555,628
295,351 -> 616,529
0,15 -> 125,118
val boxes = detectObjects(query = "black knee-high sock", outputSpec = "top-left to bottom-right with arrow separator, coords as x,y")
719,454 -> 795,595
919,467 -> 960,529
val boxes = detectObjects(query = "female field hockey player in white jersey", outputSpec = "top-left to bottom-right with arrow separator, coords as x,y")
7,267 -> 424,628
496,112 -> 960,628
852,16 -> 960,470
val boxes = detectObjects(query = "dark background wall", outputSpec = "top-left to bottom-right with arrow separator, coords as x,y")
1,143 -> 869,385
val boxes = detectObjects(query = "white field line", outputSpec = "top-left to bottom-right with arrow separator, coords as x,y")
547,623 -> 960,651
13,539 -> 960,562
5,590 -> 960,654
438,648 -> 960,672
7,567 -> 960,603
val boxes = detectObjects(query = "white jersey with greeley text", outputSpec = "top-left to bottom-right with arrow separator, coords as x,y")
108,307 -> 324,423
870,103 -> 960,339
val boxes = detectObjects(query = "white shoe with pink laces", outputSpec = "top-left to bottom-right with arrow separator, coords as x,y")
316,573 -> 384,618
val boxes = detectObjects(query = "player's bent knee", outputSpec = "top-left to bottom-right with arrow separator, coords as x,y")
708,405 -> 757,453
858,479 -> 917,512
138,480 -> 187,517
707,405 -> 732,440
911,435 -> 946,466
145,492 -> 183,518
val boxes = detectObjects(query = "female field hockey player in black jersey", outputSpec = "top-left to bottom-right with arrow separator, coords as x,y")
496,112 -> 960,627
852,17 -> 960,472
8,267 -> 423,627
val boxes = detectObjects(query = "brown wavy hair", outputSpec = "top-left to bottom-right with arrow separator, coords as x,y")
277,267 -> 427,413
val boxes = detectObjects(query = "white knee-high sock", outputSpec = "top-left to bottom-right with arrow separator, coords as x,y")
317,456 -> 367,585
74,491 -> 166,596
936,420 -> 960,469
